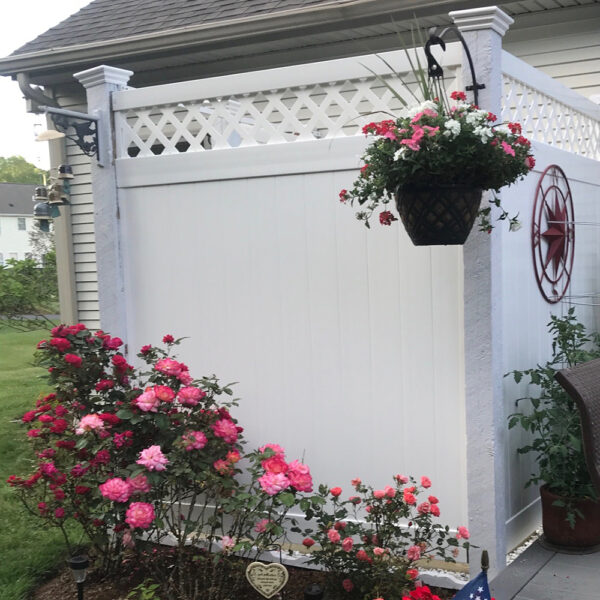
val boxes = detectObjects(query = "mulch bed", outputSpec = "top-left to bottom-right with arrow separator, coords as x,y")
33,556 -> 456,600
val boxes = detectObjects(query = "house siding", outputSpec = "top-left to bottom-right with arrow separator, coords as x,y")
54,87 -> 99,330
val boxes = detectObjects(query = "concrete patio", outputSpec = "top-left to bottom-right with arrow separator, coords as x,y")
490,540 -> 600,599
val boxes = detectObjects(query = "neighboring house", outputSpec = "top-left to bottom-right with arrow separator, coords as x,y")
0,0 -> 597,327
0,183 -> 36,266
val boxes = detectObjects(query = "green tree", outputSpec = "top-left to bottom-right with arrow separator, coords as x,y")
0,155 -> 47,184
0,253 -> 58,330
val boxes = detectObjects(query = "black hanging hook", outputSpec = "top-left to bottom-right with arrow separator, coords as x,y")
424,25 -> 485,106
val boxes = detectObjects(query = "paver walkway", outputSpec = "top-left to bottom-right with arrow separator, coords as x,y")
490,540 -> 600,599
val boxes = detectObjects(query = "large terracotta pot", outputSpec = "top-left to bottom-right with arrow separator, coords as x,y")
540,484 -> 600,548
394,184 -> 482,246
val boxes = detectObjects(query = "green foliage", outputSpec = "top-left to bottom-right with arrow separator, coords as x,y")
0,156 -> 47,184
507,308 -> 600,521
0,253 -> 58,330
127,579 -> 161,600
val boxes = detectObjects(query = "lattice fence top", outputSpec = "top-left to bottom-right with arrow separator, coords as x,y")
114,72 -> 460,159
501,53 -> 600,161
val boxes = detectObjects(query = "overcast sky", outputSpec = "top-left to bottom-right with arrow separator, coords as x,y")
0,0 -> 91,169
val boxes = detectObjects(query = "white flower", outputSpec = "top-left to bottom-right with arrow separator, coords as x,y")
394,147 -> 407,161
473,125 -> 494,143
419,100 -> 438,112
495,125 -> 511,135
466,112 -> 481,126
443,119 -> 461,138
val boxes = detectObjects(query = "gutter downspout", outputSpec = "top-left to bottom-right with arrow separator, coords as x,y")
17,71 -> 78,325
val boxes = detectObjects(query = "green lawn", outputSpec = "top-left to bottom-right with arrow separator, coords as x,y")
0,325 -> 77,599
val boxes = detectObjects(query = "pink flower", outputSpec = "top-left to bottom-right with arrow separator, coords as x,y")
383,129 -> 397,141
178,371 -> 193,385
407,568 -> 419,580
501,141 -> 515,156
341,537 -> 354,552
182,430 -> 207,451
384,485 -> 396,498
303,538 -> 315,548
456,526 -> 470,539
373,547 -> 385,556
212,418 -> 238,444
430,504 -> 440,517
526,155 -> 536,170
334,521 -> 347,530
351,477 -> 361,487
127,474 -> 151,494
54,507 -> 65,519
339,189 -> 349,203
262,454 -> 288,474
356,549 -> 370,562
330,487 -> 342,497
259,443 -> 285,457
373,489 -> 385,499
421,476 -> 432,488
327,529 -> 341,544
64,354 -> 82,367
254,518 -> 270,533
403,490 -> 417,505
177,386 -> 205,406
349,496 -> 361,504
95,379 -> 114,392
135,389 -> 160,412
122,529 -> 135,548
75,414 -> 105,435
99,477 -> 131,502
125,502 -> 155,529
137,445 -> 169,471
400,137 -> 421,151
153,385 -> 175,402
213,459 -> 232,475
258,472 -> 290,495
428,495 -> 439,504
395,474 -> 409,484
342,579 -> 354,592
407,545 -> 421,561
162,334 -> 175,344
155,358 -> 183,376
287,460 -> 313,492
221,535 -> 235,551
418,502 -> 431,514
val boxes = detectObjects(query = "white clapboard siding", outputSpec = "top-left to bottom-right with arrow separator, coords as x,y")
56,88 -> 99,330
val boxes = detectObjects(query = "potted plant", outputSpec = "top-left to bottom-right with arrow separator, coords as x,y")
507,308 -> 600,548
339,88 -> 535,245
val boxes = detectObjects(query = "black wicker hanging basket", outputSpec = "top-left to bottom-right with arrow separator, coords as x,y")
395,184 -> 483,246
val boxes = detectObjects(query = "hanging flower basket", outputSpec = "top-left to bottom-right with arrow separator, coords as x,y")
395,184 -> 483,246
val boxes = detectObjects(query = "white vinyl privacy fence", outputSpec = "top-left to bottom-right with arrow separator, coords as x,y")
74,6 -> 600,577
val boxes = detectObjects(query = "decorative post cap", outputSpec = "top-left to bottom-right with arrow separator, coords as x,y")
449,6 -> 514,37
73,65 -> 133,89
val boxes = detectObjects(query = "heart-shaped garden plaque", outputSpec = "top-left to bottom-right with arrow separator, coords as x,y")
245,562 -> 289,598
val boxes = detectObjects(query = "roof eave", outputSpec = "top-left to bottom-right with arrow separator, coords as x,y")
0,0 -> 482,77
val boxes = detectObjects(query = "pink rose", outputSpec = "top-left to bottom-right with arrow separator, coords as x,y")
341,537 -> 354,552
456,526 -> 470,539
262,455 -> 288,474
373,547 -> 385,556
356,549 -> 369,562
99,477 -> 131,503
407,545 -> 421,561
75,414 -> 105,435
418,502 -> 431,514
137,445 -> 169,471
287,460 -> 313,492
221,535 -> 235,551
421,476 -> 432,488
384,485 -> 396,498
403,489 -> 417,505
254,518 -> 270,533
373,489 -> 385,499
334,521 -> 347,530
349,496 -> 361,504
212,418 -> 238,444
125,502 -> 155,529
428,495 -> 439,504
155,358 -> 183,376
327,529 -> 341,544
259,443 -> 285,457
135,389 -> 160,412
395,474 -> 409,484
330,487 -> 342,497
258,472 -> 290,496
127,474 -> 151,494
430,504 -> 440,517
407,568 -> 419,580
177,387 -> 205,406
153,385 -> 175,402
182,430 -> 207,451
351,477 -> 361,487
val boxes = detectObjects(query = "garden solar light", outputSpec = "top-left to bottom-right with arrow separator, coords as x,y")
33,185 -> 48,201
304,582 -> 324,599
68,554 -> 89,600
58,164 -> 74,179
33,201 -> 51,232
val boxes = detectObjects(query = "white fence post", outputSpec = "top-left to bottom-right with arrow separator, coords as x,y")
73,65 -> 133,338
449,6 -> 514,576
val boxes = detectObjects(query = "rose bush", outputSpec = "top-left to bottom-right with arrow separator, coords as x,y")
8,326 -> 313,600
298,475 -> 470,600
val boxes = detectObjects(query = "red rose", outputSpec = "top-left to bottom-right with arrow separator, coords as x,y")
162,334 -> 175,344
64,354 -> 82,367
330,487 -> 342,497
302,538 -> 315,548
379,210 -> 397,226
50,419 -> 68,434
